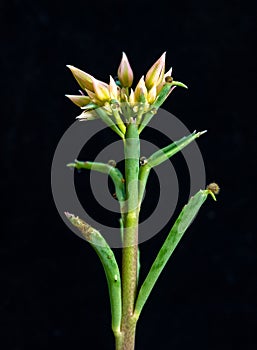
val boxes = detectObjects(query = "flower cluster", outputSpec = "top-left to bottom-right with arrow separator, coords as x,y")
66,53 -> 187,135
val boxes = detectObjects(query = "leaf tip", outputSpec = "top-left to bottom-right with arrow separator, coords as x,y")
64,211 -> 74,219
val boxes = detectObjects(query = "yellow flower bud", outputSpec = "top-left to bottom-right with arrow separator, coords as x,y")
118,52 -> 134,87
109,75 -> 118,100
66,65 -> 94,92
145,52 -> 166,89
84,89 -> 103,105
147,86 -> 157,104
134,76 -> 147,102
129,88 -> 136,106
76,110 -> 98,121
65,95 -> 91,107
92,78 -> 110,102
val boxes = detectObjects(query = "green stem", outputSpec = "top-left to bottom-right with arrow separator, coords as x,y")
95,107 -> 125,139
111,105 -> 127,134
115,330 -> 123,349
120,120 -> 140,350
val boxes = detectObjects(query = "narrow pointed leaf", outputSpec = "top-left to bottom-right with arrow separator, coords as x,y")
138,81 -> 187,133
138,131 -> 207,206
67,160 -> 126,205
152,83 -> 176,109
134,189 -> 213,319
65,213 -> 122,333
147,130 -> 206,168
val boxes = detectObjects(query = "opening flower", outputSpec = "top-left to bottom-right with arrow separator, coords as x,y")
66,52 -> 187,137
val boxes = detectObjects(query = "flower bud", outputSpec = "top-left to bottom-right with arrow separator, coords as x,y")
76,110 -> 99,121
83,89 -> 102,105
118,52 -> 134,87
66,65 -> 94,91
120,88 -> 128,102
134,76 -> 147,102
147,86 -> 157,104
65,95 -> 91,108
92,78 -> 110,102
164,67 -> 173,79
109,75 -> 118,100
145,52 -> 166,89
129,88 -> 135,105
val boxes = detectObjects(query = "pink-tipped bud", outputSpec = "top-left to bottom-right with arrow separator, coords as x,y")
147,86 -> 157,104
164,67 -> 173,79
65,95 -> 91,107
129,88 -> 135,105
109,75 -> 118,100
66,65 -> 94,92
120,88 -> 128,102
76,110 -> 98,121
92,78 -> 110,102
135,76 -> 147,102
118,52 -> 134,87
145,52 -> 166,90
84,89 -> 102,105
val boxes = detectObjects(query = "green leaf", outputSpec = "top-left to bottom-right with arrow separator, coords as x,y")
138,131 -> 207,207
67,160 -> 126,205
134,189 -> 213,319
65,213 -> 122,333
147,130 -> 206,168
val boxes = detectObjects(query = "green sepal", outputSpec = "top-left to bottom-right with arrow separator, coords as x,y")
81,102 -> 99,110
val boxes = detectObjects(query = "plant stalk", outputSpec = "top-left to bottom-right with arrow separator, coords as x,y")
118,120 -> 140,350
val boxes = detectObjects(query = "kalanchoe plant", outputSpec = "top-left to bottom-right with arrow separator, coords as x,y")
64,52 -> 219,350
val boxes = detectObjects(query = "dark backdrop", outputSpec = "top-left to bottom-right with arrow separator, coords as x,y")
1,0 -> 256,349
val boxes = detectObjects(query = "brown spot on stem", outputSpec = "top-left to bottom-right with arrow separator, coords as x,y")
207,183 -> 220,194
165,76 -> 173,83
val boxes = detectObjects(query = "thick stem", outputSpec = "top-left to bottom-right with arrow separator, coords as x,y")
115,330 -> 123,350
119,120 -> 140,350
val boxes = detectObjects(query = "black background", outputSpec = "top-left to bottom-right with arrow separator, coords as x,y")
1,0 -> 256,349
